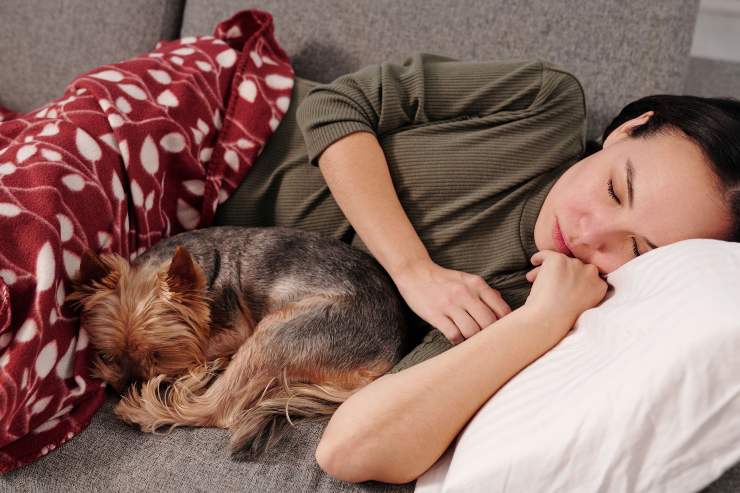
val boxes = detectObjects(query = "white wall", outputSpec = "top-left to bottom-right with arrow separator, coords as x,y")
691,0 -> 740,62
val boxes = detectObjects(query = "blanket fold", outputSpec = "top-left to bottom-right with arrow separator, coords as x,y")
0,9 -> 294,472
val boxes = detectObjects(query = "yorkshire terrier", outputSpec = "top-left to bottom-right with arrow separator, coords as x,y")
68,226 -> 412,459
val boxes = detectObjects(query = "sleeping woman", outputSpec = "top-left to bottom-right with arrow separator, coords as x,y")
214,53 -> 740,483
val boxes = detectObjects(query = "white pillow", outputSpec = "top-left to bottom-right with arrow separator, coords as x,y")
415,238 -> 740,493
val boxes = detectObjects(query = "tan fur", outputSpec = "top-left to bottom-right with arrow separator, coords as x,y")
69,252 -> 212,393
71,248 -> 394,458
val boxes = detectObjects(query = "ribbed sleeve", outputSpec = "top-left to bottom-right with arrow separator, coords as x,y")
219,54 -> 588,373
389,329 -> 452,374
296,119 -> 375,169
294,53 -> 573,167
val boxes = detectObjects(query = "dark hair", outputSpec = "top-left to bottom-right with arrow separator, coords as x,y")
586,94 -> 740,242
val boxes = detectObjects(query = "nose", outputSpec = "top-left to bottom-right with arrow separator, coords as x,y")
574,210 -> 626,255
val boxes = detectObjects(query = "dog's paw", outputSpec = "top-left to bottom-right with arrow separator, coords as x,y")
113,375 -> 173,434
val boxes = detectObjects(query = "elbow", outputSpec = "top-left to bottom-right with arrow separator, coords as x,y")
315,436 -> 369,483
315,436 -> 419,485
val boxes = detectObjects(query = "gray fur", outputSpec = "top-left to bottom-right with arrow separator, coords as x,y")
133,226 -> 412,368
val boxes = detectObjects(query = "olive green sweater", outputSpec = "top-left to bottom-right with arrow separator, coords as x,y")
215,53 -> 587,372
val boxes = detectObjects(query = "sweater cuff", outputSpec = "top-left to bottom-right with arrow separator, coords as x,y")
388,328 -> 453,374
303,121 -> 376,167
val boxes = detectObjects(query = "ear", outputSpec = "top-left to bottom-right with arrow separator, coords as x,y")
166,246 -> 206,293
68,250 -> 119,307
603,110 -> 655,149
77,250 -> 112,286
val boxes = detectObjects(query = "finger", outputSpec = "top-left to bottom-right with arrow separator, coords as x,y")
435,317 -> 465,345
531,249 -> 561,265
464,297 -> 498,331
448,306 -> 481,340
478,287 -> 511,319
525,266 -> 540,283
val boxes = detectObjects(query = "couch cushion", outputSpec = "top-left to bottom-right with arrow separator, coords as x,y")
181,0 -> 699,141
0,394 -> 414,492
703,464 -> 740,493
0,0 -> 185,112
685,56 -> 740,99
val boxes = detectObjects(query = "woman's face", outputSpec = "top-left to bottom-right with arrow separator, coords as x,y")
534,111 -> 733,275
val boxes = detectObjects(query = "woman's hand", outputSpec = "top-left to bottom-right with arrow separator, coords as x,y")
391,259 -> 512,345
524,249 -> 608,346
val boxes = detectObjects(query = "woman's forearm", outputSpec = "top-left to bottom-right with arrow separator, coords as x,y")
315,305 -> 564,484
317,131 -> 431,277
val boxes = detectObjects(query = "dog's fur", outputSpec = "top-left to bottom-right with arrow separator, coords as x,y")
68,226 -> 412,459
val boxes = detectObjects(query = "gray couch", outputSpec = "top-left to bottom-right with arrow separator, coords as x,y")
1,1 -> 739,491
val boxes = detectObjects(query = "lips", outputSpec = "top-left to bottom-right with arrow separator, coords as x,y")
553,219 -> 574,257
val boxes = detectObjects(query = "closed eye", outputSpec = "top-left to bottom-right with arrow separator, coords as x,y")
608,179 -> 641,257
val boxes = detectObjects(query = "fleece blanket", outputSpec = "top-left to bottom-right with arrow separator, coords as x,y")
0,9 -> 294,472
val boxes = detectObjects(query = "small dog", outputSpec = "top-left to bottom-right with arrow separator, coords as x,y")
69,226 -> 412,459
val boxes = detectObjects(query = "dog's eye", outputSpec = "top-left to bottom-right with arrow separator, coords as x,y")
99,352 -> 114,363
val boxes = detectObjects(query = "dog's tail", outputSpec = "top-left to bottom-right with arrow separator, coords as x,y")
113,290 -> 402,456
114,356 -> 231,431
116,358 -> 386,460
113,343 -> 386,450
227,369 -> 358,460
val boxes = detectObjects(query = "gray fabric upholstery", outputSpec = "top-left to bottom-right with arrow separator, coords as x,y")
0,394 -> 412,492
0,0 -> 184,112
182,0 -> 700,141
1,0 -> 740,490
685,56 -> 740,99
2,393 -> 738,492
703,463 -> 740,493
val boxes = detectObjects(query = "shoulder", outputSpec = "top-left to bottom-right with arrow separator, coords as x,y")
534,60 -> 587,118
407,54 -> 586,112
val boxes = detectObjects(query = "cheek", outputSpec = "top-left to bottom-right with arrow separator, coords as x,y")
553,171 -> 586,214
564,180 -> 606,223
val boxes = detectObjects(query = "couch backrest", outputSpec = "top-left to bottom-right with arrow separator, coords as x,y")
0,0 -> 700,142
0,0 -> 184,112
182,0 -> 701,141
686,57 -> 740,99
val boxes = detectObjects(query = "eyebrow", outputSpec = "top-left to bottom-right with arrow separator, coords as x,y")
626,158 -> 659,250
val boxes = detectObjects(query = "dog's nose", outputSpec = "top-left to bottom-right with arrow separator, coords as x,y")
119,354 -> 143,379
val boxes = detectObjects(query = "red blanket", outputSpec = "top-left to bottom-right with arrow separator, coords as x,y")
0,9 -> 294,472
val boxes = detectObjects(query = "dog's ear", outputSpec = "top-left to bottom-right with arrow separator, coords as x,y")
77,250 -> 113,286
67,250 -> 118,306
166,246 -> 206,293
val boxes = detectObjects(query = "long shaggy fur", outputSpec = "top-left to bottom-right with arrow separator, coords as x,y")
70,226 -> 411,459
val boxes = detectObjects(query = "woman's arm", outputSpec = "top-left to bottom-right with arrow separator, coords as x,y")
316,303 -> 567,484
295,54 -> 585,341
316,130 -> 512,341
296,53 -> 584,168
315,131 -> 430,277
316,131 -> 513,341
